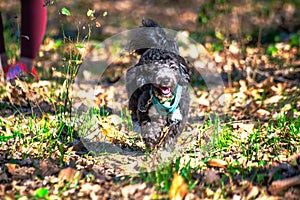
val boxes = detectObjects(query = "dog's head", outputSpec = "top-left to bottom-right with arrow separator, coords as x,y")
136,49 -> 191,101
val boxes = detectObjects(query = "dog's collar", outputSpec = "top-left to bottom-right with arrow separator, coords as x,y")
150,84 -> 182,115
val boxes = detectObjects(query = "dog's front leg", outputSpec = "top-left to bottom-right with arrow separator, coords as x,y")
140,120 -> 164,150
139,106 -> 167,150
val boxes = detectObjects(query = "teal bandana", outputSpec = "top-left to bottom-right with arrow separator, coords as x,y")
150,84 -> 182,115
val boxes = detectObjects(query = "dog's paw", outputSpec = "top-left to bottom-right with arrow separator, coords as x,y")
133,121 -> 141,133
141,121 -> 163,149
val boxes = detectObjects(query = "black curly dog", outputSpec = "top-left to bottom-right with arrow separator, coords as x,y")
126,19 -> 191,150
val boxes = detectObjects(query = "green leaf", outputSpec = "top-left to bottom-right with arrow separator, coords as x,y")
35,187 -> 49,199
87,9 -> 95,17
266,44 -> 278,55
61,7 -> 71,16
54,39 -> 62,49
75,43 -> 85,49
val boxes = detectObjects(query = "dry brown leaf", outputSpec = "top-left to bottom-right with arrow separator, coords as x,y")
256,109 -> 271,118
95,21 -> 101,27
203,170 -> 220,185
271,83 -> 284,94
121,183 -> 146,199
233,123 -> 255,133
239,80 -> 248,93
169,173 -> 188,200
184,193 -> 200,200
58,167 -> 82,182
206,158 -> 227,168
38,159 -> 60,177
197,92 -> 210,107
80,183 -> 101,194
255,77 -> 274,89
229,42 -> 240,54
5,163 -> 17,175
0,184 -> 5,196
264,95 -> 283,105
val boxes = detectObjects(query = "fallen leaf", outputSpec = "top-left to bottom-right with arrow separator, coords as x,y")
264,95 -> 283,105
5,163 -> 17,175
121,183 -> 146,199
58,167 -> 82,182
37,159 -> 60,177
251,89 -> 262,100
107,114 -> 123,125
239,80 -> 248,93
0,184 -> 5,196
80,183 -> 101,194
206,158 -> 227,168
5,163 -> 35,179
169,173 -> 188,200
256,109 -> 271,117
229,42 -> 240,54
203,170 -> 220,185
101,122 -> 118,140
95,21 -> 101,27
204,187 -> 214,197
246,185 -> 259,199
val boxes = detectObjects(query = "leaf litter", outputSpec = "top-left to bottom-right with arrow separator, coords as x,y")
0,6 -> 300,200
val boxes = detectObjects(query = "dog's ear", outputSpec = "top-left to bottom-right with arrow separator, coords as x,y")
179,62 -> 191,85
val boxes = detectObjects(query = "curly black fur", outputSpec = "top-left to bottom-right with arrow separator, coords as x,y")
126,19 -> 191,150
129,18 -> 179,56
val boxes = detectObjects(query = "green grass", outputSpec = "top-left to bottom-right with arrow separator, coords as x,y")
132,113 -> 298,194
210,114 -> 300,162
136,157 -> 198,193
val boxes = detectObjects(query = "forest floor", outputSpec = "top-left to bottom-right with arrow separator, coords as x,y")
0,1 -> 300,199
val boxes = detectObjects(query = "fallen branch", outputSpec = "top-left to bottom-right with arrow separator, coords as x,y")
268,174 -> 300,195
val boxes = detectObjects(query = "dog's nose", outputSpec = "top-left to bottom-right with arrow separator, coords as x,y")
160,77 -> 170,86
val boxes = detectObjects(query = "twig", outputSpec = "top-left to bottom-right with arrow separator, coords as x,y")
255,68 -> 300,86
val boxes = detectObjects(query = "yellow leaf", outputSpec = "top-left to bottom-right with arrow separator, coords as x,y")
215,30 -> 224,40
169,173 -> 188,200
251,89 -> 262,100
101,122 -> 118,140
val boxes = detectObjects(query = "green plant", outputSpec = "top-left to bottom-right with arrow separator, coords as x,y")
215,124 -> 234,150
137,157 -> 197,194
34,187 -> 50,199
55,7 -> 98,145
289,30 -> 300,48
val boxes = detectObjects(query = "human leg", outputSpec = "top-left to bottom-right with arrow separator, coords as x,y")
20,0 -> 47,70
6,0 -> 47,82
0,13 -> 8,71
